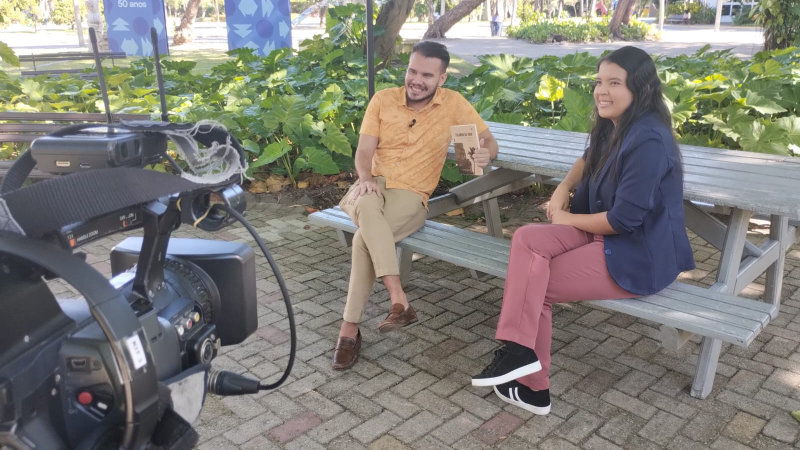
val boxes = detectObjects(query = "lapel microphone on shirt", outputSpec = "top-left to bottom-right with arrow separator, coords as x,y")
409,119 -> 416,128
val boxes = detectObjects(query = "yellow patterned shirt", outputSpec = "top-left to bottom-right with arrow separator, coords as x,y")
359,87 -> 489,204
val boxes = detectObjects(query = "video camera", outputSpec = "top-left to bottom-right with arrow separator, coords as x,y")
0,28 -> 295,450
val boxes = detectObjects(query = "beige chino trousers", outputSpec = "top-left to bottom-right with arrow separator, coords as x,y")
339,176 -> 426,323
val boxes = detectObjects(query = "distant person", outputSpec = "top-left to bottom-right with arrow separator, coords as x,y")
683,8 -> 691,24
595,0 -> 607,16
491,11 -> 501,36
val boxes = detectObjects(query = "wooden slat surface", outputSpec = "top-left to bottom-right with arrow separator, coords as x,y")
19,52 -> 126,62
308,209 -> 772,346
0,112 -> 149,122
485,122 -> 800,218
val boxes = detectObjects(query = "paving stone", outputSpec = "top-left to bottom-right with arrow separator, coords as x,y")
267,411 -> 322,444
763,368 -> 800,396
471,411 -> 524,446
392,371 -> 439,398
600,389 -> 657,420
727,369 -> 768,396
374,390 -> 422,419
723,411 -> 767,444
597,412 -> 646,446
762,412 -> 800,443
555,409 -> 603,443
449,389 -> 502,421
574,370 -> 622,397
511,415 -> 565,446
712,436 -> 761,450
614,370 -> 657,397
638,390 -> 697,419
390,411 -> 445,444
410,390 -> 463,419
583,436 -> 624,450
430,412 -> 483,445
350,410 -> 403,445
335,391 -> 384,420
637,410 -> 686,446
308,411 -> 363,445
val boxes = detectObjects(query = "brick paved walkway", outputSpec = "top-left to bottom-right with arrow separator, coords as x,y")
77,199 -> 800,449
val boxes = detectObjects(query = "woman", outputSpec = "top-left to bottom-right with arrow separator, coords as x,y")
471,46 -> 695,415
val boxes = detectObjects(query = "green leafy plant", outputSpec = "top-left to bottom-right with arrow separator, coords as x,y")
507,15 -> 657,43
751,0 -> 800,50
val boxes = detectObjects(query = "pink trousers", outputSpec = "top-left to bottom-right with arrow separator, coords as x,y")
495,224 -> 637,391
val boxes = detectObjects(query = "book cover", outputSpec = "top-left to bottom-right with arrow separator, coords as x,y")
450,124 -> 483,176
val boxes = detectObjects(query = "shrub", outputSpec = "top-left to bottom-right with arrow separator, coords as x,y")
667,2 -> 716,24
507,15 -> 657,43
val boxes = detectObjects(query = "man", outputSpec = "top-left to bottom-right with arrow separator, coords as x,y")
332,41 -> 499,370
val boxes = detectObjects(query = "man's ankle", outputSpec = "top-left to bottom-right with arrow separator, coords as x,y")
340,321 -> 359,338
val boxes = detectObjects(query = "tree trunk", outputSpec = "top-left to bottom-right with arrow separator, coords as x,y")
609,0 -> 636,39
426,0 -> 436,24
85,0 -> 107,51
173,0 -> 202,46
424,0 -> 486,38
483,0 -> 490,20
374,0 -> 416,64
509,0 -> 516,26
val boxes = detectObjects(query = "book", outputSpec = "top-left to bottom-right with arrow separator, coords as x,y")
450,124 -> 483,176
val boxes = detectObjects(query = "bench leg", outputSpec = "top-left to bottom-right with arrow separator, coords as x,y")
764,215 -> 788,313
336,230 -> 353,248
397,247 -> 413,288
659,325 -> 693,352
482,197 -> 503,239
691,337 -> 722,399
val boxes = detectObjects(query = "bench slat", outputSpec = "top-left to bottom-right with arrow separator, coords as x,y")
586,295 -> 758,347
0,112 -> 149,122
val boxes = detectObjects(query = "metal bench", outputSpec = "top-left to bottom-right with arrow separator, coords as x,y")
0,111 -> 150,179
666,14 -> 684,24
308,206 -> 775,389
19,52 -> 127,78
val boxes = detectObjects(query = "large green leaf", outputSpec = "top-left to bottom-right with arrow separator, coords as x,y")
321,49 -> 344,68
320,124 -> 351,156
535,75 -> 565,103
491,113 -> 525,125
19,79 -> 47,102
0,41 -> 19,67
303,146 -> 339,174
562,88 -> 593,117
440,160 -> 463,183
477,54 -> 520,78
776,116 -> 800,146
250,140 -> 292,169
263,95 -> 307,134
737,120 -> 789,154
739,91 -> 787,115
317,84 -> 344,119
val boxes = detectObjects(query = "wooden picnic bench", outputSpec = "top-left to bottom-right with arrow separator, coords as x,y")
309,121 -> 800,399
0,111 -> 150,179
19,52 -> 127,78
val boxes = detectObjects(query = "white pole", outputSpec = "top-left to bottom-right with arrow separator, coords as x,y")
714,0 -> 723,32
441,0 -> 445,17
73,0 -> 85,46
659,0 -> 664,30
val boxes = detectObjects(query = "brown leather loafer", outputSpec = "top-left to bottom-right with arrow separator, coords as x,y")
378,304 -> 418,334
332,330 -> 361,370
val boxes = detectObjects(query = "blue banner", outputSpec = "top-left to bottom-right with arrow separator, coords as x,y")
225,0 -> 292,57
104,0 -> 169,57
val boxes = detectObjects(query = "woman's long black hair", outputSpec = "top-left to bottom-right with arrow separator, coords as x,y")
583,46 -> 679,182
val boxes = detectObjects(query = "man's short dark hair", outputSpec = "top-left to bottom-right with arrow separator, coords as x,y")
411,41 -> 450,72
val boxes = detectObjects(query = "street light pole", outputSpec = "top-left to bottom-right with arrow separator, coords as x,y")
367,0 -> 375,101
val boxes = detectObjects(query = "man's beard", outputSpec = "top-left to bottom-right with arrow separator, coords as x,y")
406,85 -> 437,106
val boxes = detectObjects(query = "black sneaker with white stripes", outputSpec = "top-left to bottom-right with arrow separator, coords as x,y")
493,380 -> 551,415
471,341 -> 541,387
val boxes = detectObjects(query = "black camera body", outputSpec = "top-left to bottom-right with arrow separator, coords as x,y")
0,121 -> 262,450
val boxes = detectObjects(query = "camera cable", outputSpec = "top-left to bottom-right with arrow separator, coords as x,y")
205,204 -> 296,394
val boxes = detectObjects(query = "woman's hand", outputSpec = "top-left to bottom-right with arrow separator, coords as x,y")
547,185 -> 571,221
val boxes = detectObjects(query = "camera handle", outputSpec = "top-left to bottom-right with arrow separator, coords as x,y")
131,199 -> 181,309
0,232 -> 160,450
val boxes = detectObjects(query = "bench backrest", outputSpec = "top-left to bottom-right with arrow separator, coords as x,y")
0,112 -> 150,143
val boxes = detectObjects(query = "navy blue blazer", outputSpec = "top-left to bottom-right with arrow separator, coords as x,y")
570,112 -> 695,295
